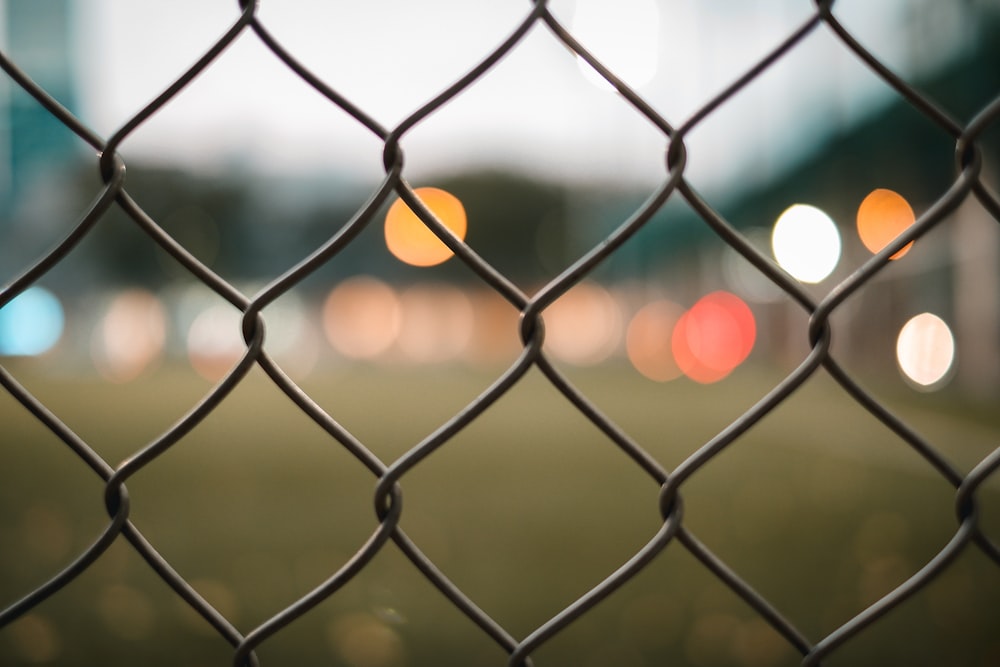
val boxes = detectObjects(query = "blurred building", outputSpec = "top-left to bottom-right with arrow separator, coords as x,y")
0,0 -> 80,274
1,0 -> 78,205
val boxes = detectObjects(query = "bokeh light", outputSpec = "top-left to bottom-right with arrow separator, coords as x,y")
92,289 -> 167,382
0,287 -> 64,356
396,284 -> 474,364
259,293 -> 320,379
323,276 -> 401,360
543,283 -> 622,365
896,313 -> 955,389
8,613 -> 61,664
326,612 -> 404,667
856,188 -> 916,259
626,300 -> 684,382
771,204 -> 842,283
672,291 -> 756,384
572,0 -> 659,90
464,288 -> 522,366
384,187 -> 467,267
186,304 -> 244,381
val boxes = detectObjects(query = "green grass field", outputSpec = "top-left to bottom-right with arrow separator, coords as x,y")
0,361 -> 998,666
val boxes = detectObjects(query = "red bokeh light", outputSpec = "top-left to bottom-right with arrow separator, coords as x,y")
671,291 -> 755,384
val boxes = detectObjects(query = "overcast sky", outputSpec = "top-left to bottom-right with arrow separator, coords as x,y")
70,0 -> 973,190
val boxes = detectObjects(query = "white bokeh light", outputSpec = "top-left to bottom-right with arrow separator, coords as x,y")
896,313 -> 955,389
572,0 -> 660,91
187,305 -> 244,381
771,204 -> 842,284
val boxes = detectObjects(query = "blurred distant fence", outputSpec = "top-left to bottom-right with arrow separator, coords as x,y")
1,1 -> 999,666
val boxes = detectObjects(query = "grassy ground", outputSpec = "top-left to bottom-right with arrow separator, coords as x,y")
0,360 -> 998,666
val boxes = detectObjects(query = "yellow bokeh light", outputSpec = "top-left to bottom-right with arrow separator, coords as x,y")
771,204 -> 841,284
857,188 -> 915,259
384,187 -> 467,267
896,312 -> 955,389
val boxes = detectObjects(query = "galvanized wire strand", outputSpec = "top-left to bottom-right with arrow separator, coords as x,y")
674,10 -> 825,141
0,157 -> 124,308
676,527 -> 815,657
247,12 -> 389,140
536,5 -> 674,137
380,5 -> 550,308
649,3 -> 999,660
780,12 -> 1000,657
456,7 -> 839,659
0,50 -> 124,302
962,95 -> 1000,222
246,332 -> 534,664
0,1 -> 998,666
120,521 -> 263,667
959,446 -> 1000,547
232,485 -> 404,667
248,347 -> 534,664
507,498 -> 686,667
233,7 -> 560,661
0,362 -> 262,666
802,515 -> 980,666
386,4 -> 547,147
0,364 -> 125,623
244,172 -> 400,335
0,365 -> 261,666
0,3 -> 266,659
100,2 -> 257,162
815,0 -> 963,138
0,47 -> 104,152
367,25 -> 694,655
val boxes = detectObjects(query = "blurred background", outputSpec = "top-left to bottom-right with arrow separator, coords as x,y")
0,1 -> 999,666
0,0 -> 998,392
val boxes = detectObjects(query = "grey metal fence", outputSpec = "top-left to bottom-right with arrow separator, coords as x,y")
1,1 -> 998,665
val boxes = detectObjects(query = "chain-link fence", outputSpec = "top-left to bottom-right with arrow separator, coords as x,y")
1,1 -> 999,665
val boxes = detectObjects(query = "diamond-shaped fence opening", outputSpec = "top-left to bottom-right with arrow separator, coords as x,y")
1,1 -> 999,666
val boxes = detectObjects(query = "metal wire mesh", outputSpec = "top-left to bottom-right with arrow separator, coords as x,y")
1,1 -> 998,665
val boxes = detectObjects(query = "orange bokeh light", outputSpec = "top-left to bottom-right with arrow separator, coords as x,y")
322,276 -> 401,360
626,300 -> 684,382
856,188 -> 915,259
397,283 -> 475,364
543,283 -> 622,366
671,291 -> 755,384
384,187 -> 467,267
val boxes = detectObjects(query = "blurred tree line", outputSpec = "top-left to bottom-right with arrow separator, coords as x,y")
48,9 -> 999,300
63,164 -> 634,293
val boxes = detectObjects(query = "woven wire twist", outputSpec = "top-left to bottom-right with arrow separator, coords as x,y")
1,1 -> 998,665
